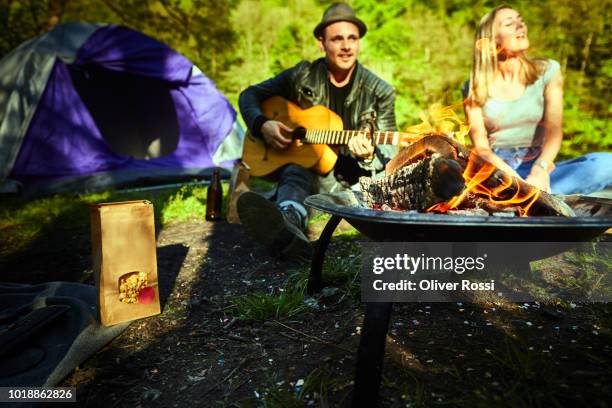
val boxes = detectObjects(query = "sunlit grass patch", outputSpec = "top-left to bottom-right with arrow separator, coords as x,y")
562,244 -> 612,270
249,177 -> 276,192
530,244 -> 612,301
307,211 -> 331,226
0,181 -> 229,259
333,226 -> 361,239
161,182 -> 230,224
0,194 -> 98,258
160,184 -> 207,223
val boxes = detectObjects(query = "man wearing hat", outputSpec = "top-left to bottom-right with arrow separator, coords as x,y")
238,2 -> 397,258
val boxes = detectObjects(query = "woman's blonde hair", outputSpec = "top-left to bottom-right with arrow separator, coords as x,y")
466,5 -> 543,106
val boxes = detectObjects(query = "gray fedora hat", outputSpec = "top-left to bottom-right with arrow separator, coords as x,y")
313,3 -> 367,38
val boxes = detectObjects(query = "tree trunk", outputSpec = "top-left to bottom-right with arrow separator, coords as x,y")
578,32 -> 593,87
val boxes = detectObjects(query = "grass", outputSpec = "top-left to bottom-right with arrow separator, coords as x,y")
232,290 -> 307,322
0,181 -> 229,259
255,367 -> 342,408
390,370 -> 427,408
231,248 -> 362,322
530,244 -> 612,301
232,272 -> 308,322
213,366 -> 345,407
322,252 -> 361,298
307,211 -> 331,226
487,338 -> 563,407
248,177 -> 276,192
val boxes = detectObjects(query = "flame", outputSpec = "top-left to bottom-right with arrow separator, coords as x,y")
403,103 -> 469,145
428,151 -> 540,217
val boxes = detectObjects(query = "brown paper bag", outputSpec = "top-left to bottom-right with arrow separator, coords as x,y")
227,161 -> 251,224
90,200 -> 161,326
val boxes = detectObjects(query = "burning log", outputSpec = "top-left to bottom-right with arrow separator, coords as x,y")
385,134 -> 465,174
362,134 -> 575,217
360,153 -> 465,211
461,193 -> 520,214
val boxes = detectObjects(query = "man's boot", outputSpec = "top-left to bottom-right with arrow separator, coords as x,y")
237,192 -> 312,259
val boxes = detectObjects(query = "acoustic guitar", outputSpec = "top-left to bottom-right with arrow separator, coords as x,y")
242,96 -> 423,177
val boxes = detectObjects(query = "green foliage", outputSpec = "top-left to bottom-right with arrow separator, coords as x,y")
1,0 -> 609,155
221,0 -> 611,155
0,1 -> 58,57
0,0 -> 236,80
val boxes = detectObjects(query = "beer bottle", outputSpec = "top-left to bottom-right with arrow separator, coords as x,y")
206,168 -> 222,221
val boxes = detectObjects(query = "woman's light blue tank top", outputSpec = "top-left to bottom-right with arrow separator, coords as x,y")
463,59 -> 560,148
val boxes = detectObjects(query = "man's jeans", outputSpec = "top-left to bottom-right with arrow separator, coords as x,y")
495,148 -> 612,195
274,164 -> 352,219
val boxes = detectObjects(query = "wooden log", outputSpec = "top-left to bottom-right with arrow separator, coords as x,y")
472,163 -> 575,217
385,134 -> 461,174
360,153 -> 465,211
384,134 -> 575,217
461,193 -> 520,215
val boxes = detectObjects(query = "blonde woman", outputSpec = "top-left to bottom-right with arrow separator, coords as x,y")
464,6 -> 611,194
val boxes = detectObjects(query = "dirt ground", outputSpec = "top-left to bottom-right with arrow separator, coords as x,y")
3,214 -> 612,407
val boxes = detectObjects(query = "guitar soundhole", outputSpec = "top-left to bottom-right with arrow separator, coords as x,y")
294,127 -> 306,140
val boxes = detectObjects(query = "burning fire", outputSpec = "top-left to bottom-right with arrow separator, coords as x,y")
428,151 -> 540,217
400,104 -> 540,217
403,103 -> 469,145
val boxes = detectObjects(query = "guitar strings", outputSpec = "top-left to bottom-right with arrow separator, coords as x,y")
305,129 -> 402,145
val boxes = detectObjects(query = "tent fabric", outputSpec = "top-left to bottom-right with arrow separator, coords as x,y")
73,24 -> 194,83
0,22 -> 98,182
0,23 -> 242,195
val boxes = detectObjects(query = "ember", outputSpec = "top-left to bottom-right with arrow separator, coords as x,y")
427,150 -> 540,217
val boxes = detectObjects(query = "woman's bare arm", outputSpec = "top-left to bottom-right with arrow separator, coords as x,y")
464,102 -> 522,178
525,70 -> 564,192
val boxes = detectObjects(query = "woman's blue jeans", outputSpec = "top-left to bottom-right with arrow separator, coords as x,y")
494,148 -> 612,195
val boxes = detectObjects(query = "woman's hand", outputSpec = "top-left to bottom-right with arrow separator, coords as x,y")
526,167 -> 551,192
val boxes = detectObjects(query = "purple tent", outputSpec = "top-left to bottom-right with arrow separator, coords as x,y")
0,23 -> 242,195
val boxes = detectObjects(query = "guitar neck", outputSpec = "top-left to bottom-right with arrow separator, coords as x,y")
303,129 -> 412,146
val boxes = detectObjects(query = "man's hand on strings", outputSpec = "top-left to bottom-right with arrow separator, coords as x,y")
261,120 -> 293,149
348,132 -> 375,161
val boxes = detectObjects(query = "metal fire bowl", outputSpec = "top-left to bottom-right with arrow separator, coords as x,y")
304,191 -> 612,242
305,190 -> 612,408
